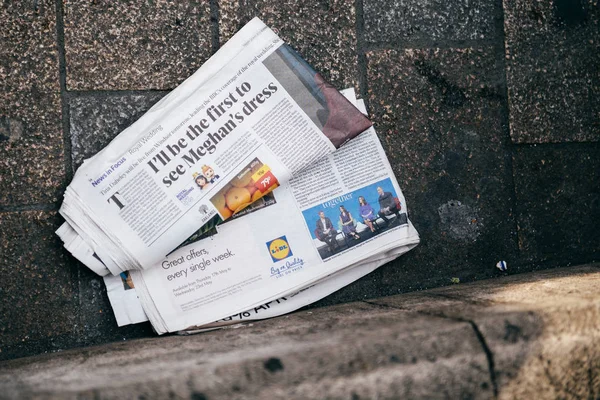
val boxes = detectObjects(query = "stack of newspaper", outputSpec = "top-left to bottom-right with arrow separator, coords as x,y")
57,18 -> 420,334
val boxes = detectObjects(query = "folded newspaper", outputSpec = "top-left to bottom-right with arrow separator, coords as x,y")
58,17 -> 372,276
60,93 -> 419,333
56,18 -> 420,334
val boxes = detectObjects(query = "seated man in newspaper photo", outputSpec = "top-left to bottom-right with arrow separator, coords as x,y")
377,186 -> 402,226
315,211 -> 338,253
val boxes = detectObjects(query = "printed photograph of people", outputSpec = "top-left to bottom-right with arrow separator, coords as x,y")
302,178 -> 408,260
193,164 -> 220,191
262,44 -> 371,148
194,172 -> 211,191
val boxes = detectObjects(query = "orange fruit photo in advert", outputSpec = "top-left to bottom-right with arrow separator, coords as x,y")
225,187 -> 252,213
211,192 -> 232,219
209,157 -> 279,221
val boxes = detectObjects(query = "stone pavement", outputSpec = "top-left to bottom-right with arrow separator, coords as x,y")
0,1 -> 598,361
1,265 -> 599,399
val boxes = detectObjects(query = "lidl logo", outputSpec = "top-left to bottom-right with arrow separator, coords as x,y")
266,236 -> 293,262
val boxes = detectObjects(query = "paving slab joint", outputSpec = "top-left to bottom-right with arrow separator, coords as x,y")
468,319 -> 499,399
210,0 -> 221,51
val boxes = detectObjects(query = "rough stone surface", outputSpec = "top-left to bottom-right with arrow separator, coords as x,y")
0,301 -> 492,399
63,1 -> 213,90
513,145 -> 600,265
504,0 -> 600,143
69,93 -> 166,170
0,211 -> 77,354
0,91 -> 65,206
372,265 -> 600,400
1,265 -> 598,399
355,48 -> 518,298
0,0 -> 59,93
219,0 -> 358,89
0,0 -> 64,207
363,0 -> 499,43
437,200 -> 480,241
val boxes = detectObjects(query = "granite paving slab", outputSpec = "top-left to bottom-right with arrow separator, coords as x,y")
363,0 -> 499,44
0,91 -> 65,206
0,0 -> 59,93
504,0 -> 600,143
513,144 -> 600,264
219,0 -> 358,89
0,211 -> 77,354
63,0 -> 213,90
321,47 -> 519,303
371,265 -> 600,399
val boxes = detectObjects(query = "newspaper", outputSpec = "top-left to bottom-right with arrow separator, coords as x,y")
109,96 -> 420,333
58,17 -> 371,275
61,93 -> 419,331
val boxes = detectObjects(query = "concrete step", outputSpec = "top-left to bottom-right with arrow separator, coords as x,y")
1,264 -> 598,399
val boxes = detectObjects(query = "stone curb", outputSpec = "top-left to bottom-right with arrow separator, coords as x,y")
0,265 -> 598,399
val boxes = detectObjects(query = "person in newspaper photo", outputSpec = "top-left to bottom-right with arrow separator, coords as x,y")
315,211 -> 338,254
194,173 -> 211,191
377,186 -> 404,226
302,178 -> 409,260
201,165 -> 220,184
120,271 -> 135,290
358,196 -> 377,233
339,205 -> 360,240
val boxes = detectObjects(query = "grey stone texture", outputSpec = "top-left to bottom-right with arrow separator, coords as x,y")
357,48 -> 518,296
0,0 -> 59,93
1,265 -> 598,399
504,0 -> 600,143
363,0 -> 499,43
0,211 -> 77,352
513,144 -> 600,264
69,93 -> 166,170
0,91 -> 65,206
219,0 -> 358,89
63,1 -> 213,90
372,265 -> 600,400
0,0 -> 64,206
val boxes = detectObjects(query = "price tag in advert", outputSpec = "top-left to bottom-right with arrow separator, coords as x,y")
254,169 -> 278,193
251,165 -> 270,182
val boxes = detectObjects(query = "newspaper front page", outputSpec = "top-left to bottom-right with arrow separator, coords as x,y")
127,97 -> 419,333
59,18 -> 371,275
